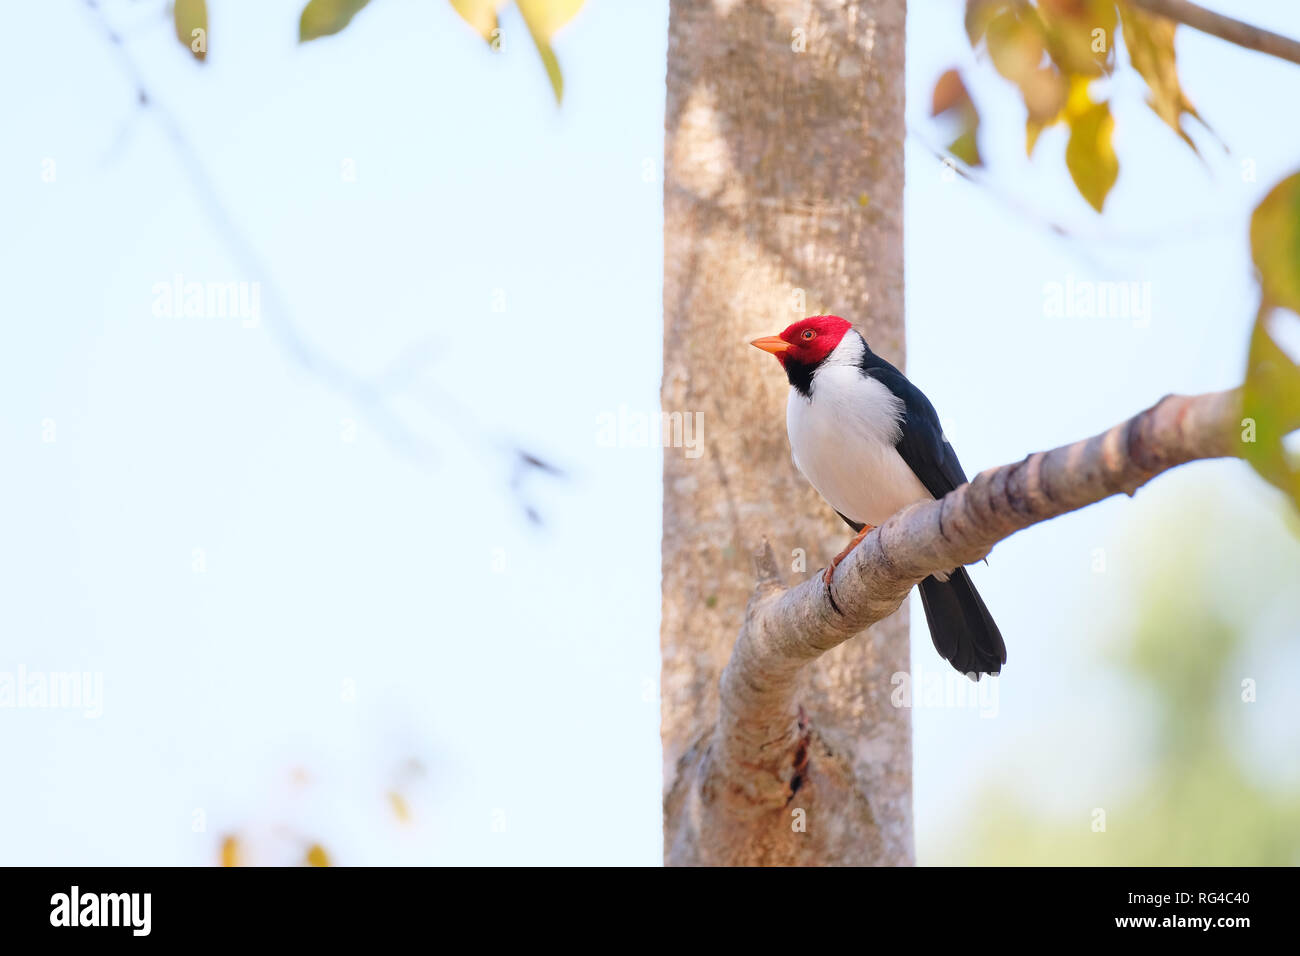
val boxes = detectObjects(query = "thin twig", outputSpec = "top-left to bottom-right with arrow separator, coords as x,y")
80,0 -> 564,516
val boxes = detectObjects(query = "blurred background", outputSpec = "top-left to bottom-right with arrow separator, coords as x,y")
2,0 -> 1297,865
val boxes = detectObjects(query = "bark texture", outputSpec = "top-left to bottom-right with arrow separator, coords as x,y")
661,0 -> 910,866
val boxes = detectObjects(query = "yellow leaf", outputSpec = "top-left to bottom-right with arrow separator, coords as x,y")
516,0 -> 586,104
1118,3 -> 1206,152
299,0 -> 372,43
219,835 -> 241,867
981,7 -> 1067,124
1242,308 -> 1300,508
1039,0 -> 1116,77
1065,97 -> 1118,212
985,6 -> 1047,86
449,0 -> 506,41
1064,73 -> 1093,119
515,0 -> 584,36
173,0 -> 208,63
389,791 -> 412,823
1250,171 -> 1300,316
1025,77 -> 1070,155
1024,67 -> 1068,123
305,843 -> 332,867
964,0 -> 1009,46
1026,118 -> 1044,157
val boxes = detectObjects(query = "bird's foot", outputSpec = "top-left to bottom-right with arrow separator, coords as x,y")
821,524 -> 874,614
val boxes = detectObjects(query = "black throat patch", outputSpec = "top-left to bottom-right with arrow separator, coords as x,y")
784,358 -> 817,399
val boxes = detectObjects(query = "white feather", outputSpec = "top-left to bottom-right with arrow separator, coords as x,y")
786,331 -> 933,528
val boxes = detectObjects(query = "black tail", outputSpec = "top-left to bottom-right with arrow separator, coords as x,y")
918,567 -> 1006,679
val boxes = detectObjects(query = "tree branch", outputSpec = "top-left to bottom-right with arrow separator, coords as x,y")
1131,0 -> 1300,68
667,386 -> 1267,864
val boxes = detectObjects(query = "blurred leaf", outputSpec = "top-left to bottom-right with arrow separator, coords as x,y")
981,5 -> 1068,125
515,0 -> 583,35
947,129 -> 981,166
219,834 -> 241,867
985,6 -> 1047,84
1119,3 -> 1206,152
299,0 -> 372,42
1242,308 -> 1300,507
964,0 -> 1010,45
1065,94 -> 1118,212
516,0 -> 585,104
931,69 -> 983,166
1021,66 -> 1069,123
1251,171 -> 1300,316
173,0 -> 208,62
1039,0 -> 1116,77
305,843 -> 332,866
450,0 -> 506,41
930,68 -> 967,116
388,791 -> 412,823
1026,117 -> 1046,156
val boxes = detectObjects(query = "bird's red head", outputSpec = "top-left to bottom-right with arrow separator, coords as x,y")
750,315 -> 853,368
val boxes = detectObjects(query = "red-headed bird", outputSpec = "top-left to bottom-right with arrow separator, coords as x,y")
751,315 -> 1005,679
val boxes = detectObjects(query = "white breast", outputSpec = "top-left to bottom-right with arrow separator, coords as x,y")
786,334 -> 933,527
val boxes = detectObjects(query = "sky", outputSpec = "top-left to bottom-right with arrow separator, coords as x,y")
1,0 -> 1297,865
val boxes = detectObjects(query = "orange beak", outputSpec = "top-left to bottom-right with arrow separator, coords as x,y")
750,335 -> 790,355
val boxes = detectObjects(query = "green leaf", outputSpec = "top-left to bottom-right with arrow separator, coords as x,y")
1242,308 -> 1300,508
299,0 -> 372,42
947,129 -> 982,167
516,0 -> 585,104
449,0 -> 506,41
1065,96 -> 1118,212
173,0 -> 208,62
1250,171 -> 1300,316
1118,3 -> 1207,152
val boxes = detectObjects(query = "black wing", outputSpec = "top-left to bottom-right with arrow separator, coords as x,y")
859,345 -> 1004,677
860,350 -> 968,500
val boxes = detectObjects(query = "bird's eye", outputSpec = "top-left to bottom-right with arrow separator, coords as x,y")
802,329 -> 816,340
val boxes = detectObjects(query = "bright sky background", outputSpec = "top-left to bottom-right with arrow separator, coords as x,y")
2,0 -> 1298,865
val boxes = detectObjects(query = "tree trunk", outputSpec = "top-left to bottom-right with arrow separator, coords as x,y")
661,0 -> 910,866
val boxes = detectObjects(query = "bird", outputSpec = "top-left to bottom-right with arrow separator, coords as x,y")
750,314 -> 1005,678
